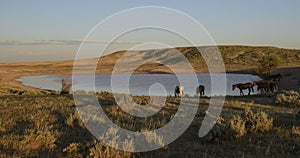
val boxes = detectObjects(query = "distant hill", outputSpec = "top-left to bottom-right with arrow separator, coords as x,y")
1,45 -> 300,77
96,45 -> 300,74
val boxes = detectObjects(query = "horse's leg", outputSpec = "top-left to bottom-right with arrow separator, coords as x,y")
264,87 -> 267,94
248,88 -> 251,95
240,89 -> 244,96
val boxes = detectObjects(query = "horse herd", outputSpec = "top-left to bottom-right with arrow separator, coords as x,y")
174,85 -> 205,97
174,73 -> 282,97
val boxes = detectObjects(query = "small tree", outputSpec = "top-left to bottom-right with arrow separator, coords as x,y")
257,55 -> 281,75
61,76 -> 72,94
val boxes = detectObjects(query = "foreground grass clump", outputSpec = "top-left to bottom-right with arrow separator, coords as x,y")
206,108 -> 273,140
275,90 -> 300,108
242,108 -> 273,133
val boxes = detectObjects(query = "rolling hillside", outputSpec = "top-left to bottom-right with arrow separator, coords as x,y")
97,45 -> 300,74
0,45 -> 300,94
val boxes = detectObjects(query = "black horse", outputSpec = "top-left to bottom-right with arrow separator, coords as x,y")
232,82 -> 254,96
268,73 -> 282,82
196,85 -> 205,97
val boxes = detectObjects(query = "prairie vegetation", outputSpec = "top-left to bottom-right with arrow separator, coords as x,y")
0,92 -> 299,157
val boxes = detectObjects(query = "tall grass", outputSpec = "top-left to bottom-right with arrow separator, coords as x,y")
0,93 -> 299,157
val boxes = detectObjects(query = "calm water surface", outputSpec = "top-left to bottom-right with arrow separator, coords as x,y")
18,73 -> 262,96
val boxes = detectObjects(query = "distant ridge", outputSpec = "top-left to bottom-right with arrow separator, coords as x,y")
1,45 -> 299,76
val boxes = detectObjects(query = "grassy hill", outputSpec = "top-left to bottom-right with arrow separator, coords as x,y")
97,45 -> 300,73
218,45 -> 300,70
0,45 -> 300,95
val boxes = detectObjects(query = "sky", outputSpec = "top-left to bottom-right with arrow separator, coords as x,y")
0,0 -> 300,62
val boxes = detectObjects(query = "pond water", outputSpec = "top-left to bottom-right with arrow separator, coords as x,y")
18,73 -> 262,96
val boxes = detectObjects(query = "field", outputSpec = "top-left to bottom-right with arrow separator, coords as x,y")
0,91 -> 299,157
0,45 -> 300,157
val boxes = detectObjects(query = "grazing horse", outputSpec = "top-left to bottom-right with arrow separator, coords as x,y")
253,80 -> 277,93
268,73 -> 282,82
196,85 -> 205,97
232,82 -> 254,96
174,86 -> 184,97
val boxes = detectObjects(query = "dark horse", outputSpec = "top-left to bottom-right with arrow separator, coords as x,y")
268,73 -> 282,82
253,80 -> 277,93
232,82 -> 254,96
196,85 -> 205,97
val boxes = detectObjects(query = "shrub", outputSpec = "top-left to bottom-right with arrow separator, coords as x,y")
65,112 -> 85,128
292,125 -> 300,136
206,108 -> 273,141
243,109 -> 273,133
229,115 -> 246,138
61,77 -> 72,94
204,117 -> 232,141
88,140 -> 132,158
63,142 -> 81,153
275,90 -> 300,108
257,55 -> 282,75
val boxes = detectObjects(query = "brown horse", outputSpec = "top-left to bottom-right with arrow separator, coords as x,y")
196,85 -> 205,97
268,73 -> 282,82
253,80 -> 277,93
232,82 -> 254,96
174,86 -> 184,97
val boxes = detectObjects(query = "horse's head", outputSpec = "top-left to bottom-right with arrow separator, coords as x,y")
253,81 -> 258,86
179,86 -> 184,93
175,86 -> 179,91
232,84 -> 237,90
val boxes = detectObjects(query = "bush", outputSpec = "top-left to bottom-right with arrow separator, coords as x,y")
257,55 -> 282,75
206,108 -> 273,141
229,115 -> 246,138
204,117 -> 232,141
243,108 -> 273,133
88,140 -> 132,158
275,90 -> 300,108
61,77 -> 72,94
63,142 -> 81,155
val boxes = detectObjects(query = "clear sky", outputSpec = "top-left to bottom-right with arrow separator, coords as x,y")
1,0 -> 300,62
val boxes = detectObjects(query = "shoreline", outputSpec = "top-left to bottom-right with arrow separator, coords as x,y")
1,62 -> 299,95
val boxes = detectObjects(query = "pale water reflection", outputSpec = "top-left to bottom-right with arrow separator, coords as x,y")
18,73 -> 262,96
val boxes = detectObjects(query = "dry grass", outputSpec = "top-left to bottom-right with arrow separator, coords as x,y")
0,93 -> 299,157
275,90 -> 300,108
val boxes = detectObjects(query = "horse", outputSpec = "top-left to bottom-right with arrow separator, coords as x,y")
232,82 -> 254,96
196,85 -> 205,97
174,86 -> 184,97
268,73 -> 282,82
253,80 -> 277,93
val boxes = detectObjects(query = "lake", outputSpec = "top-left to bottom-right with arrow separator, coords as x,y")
18,73 -> 262,96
